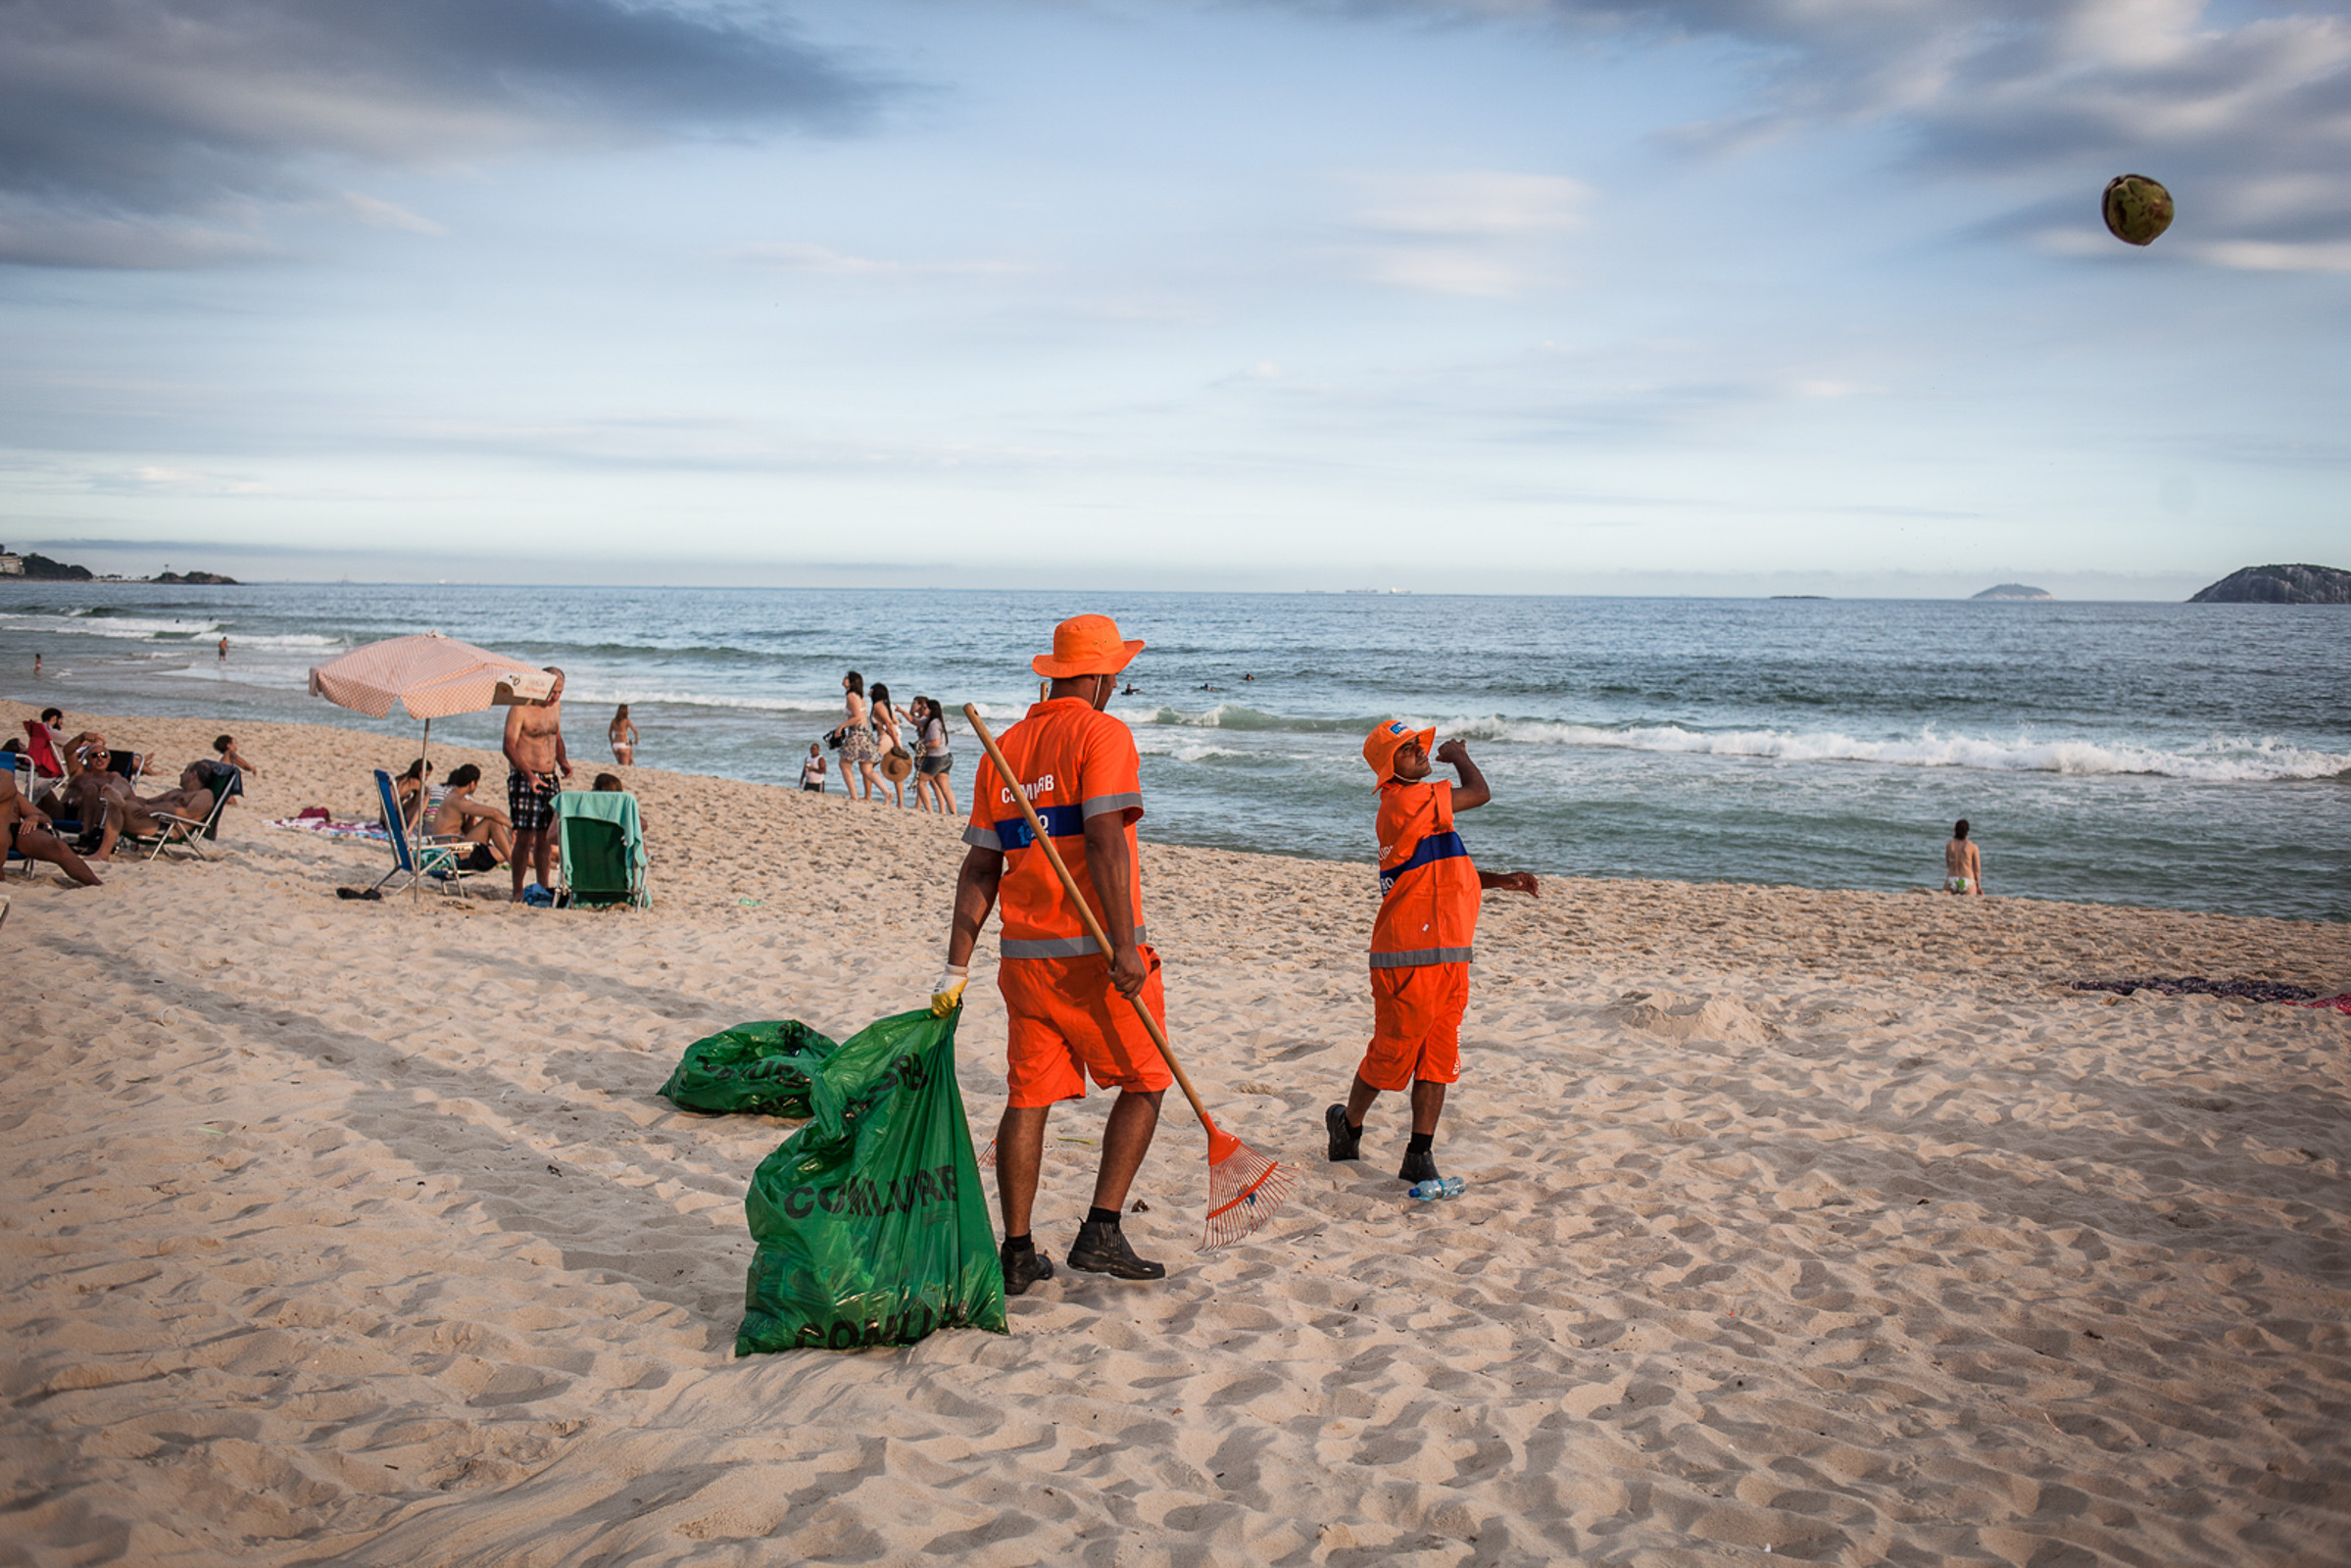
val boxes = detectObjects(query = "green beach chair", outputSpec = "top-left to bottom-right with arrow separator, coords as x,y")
553,790 -> 649,908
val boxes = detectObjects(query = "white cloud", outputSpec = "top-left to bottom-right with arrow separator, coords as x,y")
102,465 -> 277,496
337,192 -> 446,237
1344,171 -> 1594,237
725,241 -> 1024,278
1336,170 -> 1593,295
2186,239 -> 2351,273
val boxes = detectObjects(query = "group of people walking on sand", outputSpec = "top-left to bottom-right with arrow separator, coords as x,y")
811,671 -> 957,814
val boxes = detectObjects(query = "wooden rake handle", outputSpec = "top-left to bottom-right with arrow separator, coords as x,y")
961,704 -> 1215,1131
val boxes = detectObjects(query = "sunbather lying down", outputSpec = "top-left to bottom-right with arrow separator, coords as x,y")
90,763 -> 217,862
0,771 -> 101,886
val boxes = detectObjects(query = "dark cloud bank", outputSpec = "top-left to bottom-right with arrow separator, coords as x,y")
0,0 -> 886,268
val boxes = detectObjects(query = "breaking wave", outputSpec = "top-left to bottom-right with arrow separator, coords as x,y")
24,612 -> 225,639
1136,705 -> 2348,782
1471,722 -> 2349,782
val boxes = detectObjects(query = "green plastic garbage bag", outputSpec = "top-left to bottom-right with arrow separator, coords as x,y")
737,1007 -> 1006,1354
660,1020 -> 839,1118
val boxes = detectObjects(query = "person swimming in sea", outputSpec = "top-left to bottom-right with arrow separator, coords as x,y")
1944,819 -> 1984,895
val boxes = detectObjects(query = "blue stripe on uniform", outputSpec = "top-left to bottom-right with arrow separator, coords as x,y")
1378,830 -> 1468,898
994,802 -> 1086,850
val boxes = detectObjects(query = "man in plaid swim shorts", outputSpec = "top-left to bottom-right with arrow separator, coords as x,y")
501,666 -> 571,902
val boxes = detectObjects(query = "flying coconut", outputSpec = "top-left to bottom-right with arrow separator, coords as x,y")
2103,174 -> 2174,246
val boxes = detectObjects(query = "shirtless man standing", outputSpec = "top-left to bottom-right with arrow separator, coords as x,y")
1943,818 -> 1984,895
504,667 -> 571,902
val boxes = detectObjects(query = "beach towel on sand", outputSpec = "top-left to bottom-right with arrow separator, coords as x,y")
660,1020 -> 839,1118
738,1008 -> 1005,1354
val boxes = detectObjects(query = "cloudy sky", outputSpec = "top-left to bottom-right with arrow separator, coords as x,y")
2,0 -> 2346,593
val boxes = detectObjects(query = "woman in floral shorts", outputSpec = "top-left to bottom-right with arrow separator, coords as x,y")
834,670 -> 882,800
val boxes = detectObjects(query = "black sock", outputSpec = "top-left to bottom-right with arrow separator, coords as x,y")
1004,1233 -> 1033,1252
1085,1206 -> 1122,1229
1347,1116 -> 1362,1134
1406,1131 -> 1434,1155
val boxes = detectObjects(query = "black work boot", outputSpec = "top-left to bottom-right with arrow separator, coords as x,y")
1397,1146 -> 1441,1185
1325,1103 -> 1362,1162
1000,1240 -> 1054,1297
1067,1220 -> 1166,1280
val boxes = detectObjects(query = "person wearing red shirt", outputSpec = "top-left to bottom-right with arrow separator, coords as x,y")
1327,720 -> 1537,1188
932,614 -> 1173,1295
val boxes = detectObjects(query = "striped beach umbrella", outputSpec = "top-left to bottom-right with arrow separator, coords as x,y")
309,630 -> 549,720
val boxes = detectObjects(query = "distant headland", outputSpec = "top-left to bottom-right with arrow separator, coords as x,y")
0,546 -> 237,585
1972,583 -> 2053,600
2188,564 -> 2350,604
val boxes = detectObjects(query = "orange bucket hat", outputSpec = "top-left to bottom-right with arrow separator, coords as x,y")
1033,613 -> 1146,679
1362,718 -> 1436,781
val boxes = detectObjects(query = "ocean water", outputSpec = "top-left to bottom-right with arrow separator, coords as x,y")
4,584 -> 2345,922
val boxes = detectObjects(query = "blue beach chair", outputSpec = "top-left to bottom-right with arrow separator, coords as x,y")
368,768 -> 475,896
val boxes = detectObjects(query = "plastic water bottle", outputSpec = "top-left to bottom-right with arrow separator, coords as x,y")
1408,1176 -> 1466,1201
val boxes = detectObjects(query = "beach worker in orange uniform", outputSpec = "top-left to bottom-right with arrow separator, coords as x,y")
1326,721 -> 1537,1189
930,613 -> 1174,1295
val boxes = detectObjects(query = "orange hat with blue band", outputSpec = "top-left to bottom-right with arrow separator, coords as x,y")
1033,613 -> 1146,679
1362,718 -> 1436,781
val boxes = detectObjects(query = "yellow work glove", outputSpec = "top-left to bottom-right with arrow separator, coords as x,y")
929,964 -> 970,1017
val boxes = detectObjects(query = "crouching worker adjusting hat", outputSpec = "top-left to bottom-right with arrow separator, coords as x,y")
1033,613 -> 1146,679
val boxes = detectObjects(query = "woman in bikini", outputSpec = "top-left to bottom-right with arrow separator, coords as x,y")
610,705 -> 637,766
1944,819 -> 1984,895
869,682 -> 908,808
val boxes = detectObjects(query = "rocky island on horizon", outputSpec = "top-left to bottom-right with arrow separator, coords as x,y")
0,546 -> 237,585
1972,582 -> 2053,600
2188,564 -> 2351,604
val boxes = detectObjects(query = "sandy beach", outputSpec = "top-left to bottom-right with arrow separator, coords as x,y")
4,696 -> 2347,1566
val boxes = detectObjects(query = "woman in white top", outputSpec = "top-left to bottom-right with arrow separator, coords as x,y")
799,743 -> 827,794
909,696 -> 956,815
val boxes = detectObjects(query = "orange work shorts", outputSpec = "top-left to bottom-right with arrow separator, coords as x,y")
998,946 -> 1174,1108
1356,960 -> 1469,1092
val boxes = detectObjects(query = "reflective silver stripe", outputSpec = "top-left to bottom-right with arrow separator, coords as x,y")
1082,791 -> 1144,819
1369,946 -> 1474,969
962,823 -> 1004,851
1002,924 -> 1150,961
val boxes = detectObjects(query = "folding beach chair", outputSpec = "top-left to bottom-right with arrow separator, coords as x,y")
553,790 -> 649,908
192,760 -> 245,840
122,763 -> 240,861
367,768 -> 476,896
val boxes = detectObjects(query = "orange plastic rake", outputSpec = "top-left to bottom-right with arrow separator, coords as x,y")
963,706 -> 1298,1249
